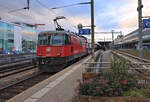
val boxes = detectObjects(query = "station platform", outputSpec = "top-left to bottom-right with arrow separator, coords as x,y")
7,50 -> 111,102
7,53 -> 94,102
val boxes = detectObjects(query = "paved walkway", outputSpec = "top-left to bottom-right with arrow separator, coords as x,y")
99,50 -> 111,72
7,55 -> 92,102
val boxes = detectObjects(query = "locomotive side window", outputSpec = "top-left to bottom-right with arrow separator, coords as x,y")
74,38 -> 77,45
80,40 -> 82,46
65,35 -> 71,45
48,36 -> 51,45
38,35 -> 47,45
51,34 -> 65,45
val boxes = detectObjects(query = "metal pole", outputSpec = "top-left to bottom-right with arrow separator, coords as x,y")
91,0 -> 95,59
112,30 -> 114,50
138,0 -> 143,59
104,37 -> 105,47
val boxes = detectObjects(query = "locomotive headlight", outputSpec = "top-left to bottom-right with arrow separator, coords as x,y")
46,47 -> 51,52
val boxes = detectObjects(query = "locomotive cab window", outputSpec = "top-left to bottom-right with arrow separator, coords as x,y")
51,34 -> 65,45
38,35 -> 47,45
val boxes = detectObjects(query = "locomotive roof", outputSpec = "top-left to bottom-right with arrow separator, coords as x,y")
39,30 -> 79,37
39,30 -> 88,41
39,30 -> 71,35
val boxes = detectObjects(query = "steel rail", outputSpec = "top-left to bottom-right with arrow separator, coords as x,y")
0,71 -> 42,91
0,66 -> 37,78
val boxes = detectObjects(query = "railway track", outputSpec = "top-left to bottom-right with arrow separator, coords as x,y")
0,59 -> 34,72
0,65 -> 37,78
0,71 -> 54,102
0,58 -> 37,78
0,53 -> 92,102
113,50 -> 150,75
115,50 -> 150,63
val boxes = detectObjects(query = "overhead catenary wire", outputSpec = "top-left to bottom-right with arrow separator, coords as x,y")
8,8 -> 28,13
36,0 -> 57,16
8,0 -> 30,13
3,0 -> 86,32
36,0 -> 79,31
50,1 -> 91,31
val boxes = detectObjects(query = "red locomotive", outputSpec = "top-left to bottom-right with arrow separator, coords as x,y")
37,31 -> 87,72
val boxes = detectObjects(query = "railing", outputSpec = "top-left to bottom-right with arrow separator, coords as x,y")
82,62 -> 111,80
83,62 -> 111,73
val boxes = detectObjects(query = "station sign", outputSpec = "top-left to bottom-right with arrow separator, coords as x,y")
79,29 -> 91,35
143,19 -> 150,28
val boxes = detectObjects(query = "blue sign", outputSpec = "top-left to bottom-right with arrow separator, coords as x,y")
143,19 -> 150,28
79,29 -> 91,35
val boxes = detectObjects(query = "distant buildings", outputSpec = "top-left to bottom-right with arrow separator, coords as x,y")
0,20 -> 38,53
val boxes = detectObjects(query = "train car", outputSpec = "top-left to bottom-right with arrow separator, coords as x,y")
79,35 -> 92,55
37,31 -> 87,72
94,43 -> 101,51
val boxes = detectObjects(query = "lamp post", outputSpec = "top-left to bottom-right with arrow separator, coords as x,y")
137,0 -> 143,59
112,30 -> 114,50
91,0 -> 95,59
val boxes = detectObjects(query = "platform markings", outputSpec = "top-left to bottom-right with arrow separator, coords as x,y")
24,98 -> 38,102
24,57 -> 90,102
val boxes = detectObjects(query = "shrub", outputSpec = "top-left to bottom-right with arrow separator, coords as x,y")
77,56 -> 139,97
124,91 -> 143,97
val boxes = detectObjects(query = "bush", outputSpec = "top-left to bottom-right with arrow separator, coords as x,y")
124,91 -> 143,97
124,87 -> 150,98
77,56 -> 139,97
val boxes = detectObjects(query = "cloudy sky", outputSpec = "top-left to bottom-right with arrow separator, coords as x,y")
0,0 -> 150,41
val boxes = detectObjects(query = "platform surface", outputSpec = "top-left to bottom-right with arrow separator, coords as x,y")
7,54 -> 93,102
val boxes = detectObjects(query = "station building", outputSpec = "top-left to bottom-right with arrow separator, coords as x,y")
0,20 -> 37,53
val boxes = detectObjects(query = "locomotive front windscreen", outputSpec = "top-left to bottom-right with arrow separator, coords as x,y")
51,34 -> 65,45
38,33 -> 70,46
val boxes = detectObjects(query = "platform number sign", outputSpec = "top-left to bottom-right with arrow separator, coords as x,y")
79,29 -> 91,35
143,19 -> 150,29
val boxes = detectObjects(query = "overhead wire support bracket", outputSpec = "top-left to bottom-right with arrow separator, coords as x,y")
8,0 -> 30,13
51,2 -> 91,9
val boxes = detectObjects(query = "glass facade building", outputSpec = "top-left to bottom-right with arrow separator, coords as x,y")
0,21 -> 37,53
22,27 -> 36,52
0,21 -> 14,52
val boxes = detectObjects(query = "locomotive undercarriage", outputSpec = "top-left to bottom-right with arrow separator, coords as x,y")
38,57 -> 67,72
37,53 -> 86,72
